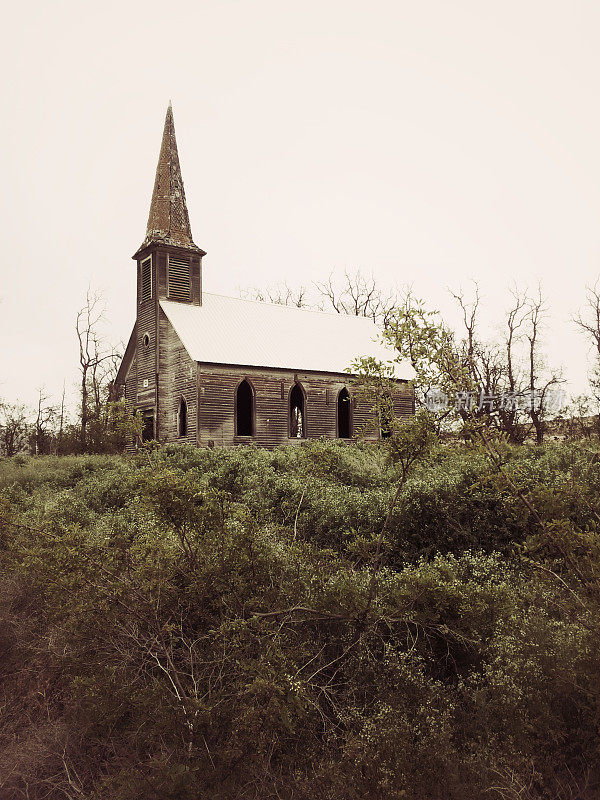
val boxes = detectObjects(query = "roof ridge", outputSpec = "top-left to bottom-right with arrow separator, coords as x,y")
165,292 -> 379,324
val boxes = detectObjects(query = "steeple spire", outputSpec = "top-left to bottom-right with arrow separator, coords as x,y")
136,104 -> 201,254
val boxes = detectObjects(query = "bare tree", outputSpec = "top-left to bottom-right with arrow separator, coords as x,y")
447,283 -> 562,443
315,269 -> 398,326
57,381 -> 67,452
241,282 -> 310,308
76,290 -> 120,447
243,269 -> 400,326
574,281 -> 600,356
496,287 -> 529,439
31,387 -> 56,455
524,286 -> 562,444
574,281 -> 600,409
449,282 -> 480,371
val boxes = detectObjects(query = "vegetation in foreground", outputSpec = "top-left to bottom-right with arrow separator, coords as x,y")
1,437 -> 599,799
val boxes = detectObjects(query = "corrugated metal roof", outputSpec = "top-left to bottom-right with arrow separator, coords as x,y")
160,294 -> 414,379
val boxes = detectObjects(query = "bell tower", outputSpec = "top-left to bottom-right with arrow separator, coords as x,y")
133,102 -> 205,305
132,104 -> 205,441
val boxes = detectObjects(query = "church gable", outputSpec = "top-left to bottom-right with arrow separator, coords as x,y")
115,324 -> 137,388
157,307 -> 197,444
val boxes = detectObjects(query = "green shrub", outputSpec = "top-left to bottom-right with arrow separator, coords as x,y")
0,440 -> 599,798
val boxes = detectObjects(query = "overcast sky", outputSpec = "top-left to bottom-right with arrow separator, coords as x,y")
1,0 -> 599,410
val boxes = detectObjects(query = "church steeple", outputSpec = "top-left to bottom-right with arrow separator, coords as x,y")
135,103 -> 203,256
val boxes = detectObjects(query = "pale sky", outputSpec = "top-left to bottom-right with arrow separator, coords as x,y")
1,0 -> 599,411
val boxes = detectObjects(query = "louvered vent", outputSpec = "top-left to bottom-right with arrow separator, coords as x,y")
168,257 -> 191,301
140,257 -> 152,303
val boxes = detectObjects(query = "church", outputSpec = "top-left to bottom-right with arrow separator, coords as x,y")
115,105 -> 414,448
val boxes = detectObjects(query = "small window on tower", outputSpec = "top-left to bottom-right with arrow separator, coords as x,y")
140,257 -> 152,303
168,257 -> 191,301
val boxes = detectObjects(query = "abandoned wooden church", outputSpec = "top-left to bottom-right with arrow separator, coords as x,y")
115,105 -> 413,448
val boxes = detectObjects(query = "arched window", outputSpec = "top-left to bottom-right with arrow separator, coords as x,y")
235,379 -> 254,436
380,397 -> 393,439
177,397 -> 187,438
290,383 -> 306,438
337,387 -> 351,438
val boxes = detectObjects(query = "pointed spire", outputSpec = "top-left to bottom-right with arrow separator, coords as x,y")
137,104 -> 201,254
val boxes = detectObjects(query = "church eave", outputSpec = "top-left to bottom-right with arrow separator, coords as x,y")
115,322 -> 137,386
132,238 -> 206,260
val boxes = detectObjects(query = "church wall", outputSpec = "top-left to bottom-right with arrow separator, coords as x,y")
121,292 -> 414,451
194,364 -> 413,449
124,351 -> 137,409
121,351 -> 139,453
135,257 -> 158,420
394,388 -> 415,419
157,309 -> 197,444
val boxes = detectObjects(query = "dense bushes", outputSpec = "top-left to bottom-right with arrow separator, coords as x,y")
0,439 -> 599,799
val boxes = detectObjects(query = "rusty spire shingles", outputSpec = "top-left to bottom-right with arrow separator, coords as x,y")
137,103 -> 201,254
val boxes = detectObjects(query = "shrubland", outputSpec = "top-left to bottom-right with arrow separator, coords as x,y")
0,435 -> 599,799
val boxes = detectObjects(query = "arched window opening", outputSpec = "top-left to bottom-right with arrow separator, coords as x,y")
290,383 -> 305,438
337,387 -> 351,438
236,379 -> 254,436
380,398 -> 393,439
178,397 -> 187,438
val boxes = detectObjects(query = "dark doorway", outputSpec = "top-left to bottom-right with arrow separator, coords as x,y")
236,379 -> 254,436
290,383 -> 305,438
337,387 -> 351,438
178,398 -> 187,437
142,412 -> 155,442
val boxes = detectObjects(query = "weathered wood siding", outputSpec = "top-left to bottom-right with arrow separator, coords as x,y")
394,389 -> 415,419
135,254 -> 158,417
118,242 -> 414,450
195,364 -> 413,449
156,248 -> 202,306
124,351 -> 137,408
132,246 -> 203,434
157,310 -> 197,444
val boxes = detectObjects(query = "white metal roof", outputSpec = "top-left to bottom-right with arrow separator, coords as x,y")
160,294 -> 414,379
